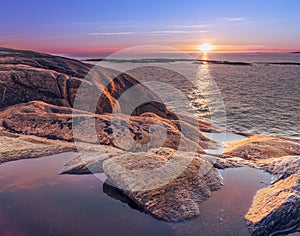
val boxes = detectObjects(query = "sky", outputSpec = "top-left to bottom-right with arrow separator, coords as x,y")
1,0 -> 300,54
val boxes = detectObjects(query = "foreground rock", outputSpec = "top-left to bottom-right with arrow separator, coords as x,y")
0,129 -> 127,166
245,173 -> 300,236
224,135 -> 300,161
194,135 -> 300,235
61,147 -> 125,174
62,148 -> 224,222
224,136 -> 300,235
222,135 -> 300,174
102,148 -> 223,222
256,155 -> 300,183
0,101 -> 219,152
0,130 -> 75,164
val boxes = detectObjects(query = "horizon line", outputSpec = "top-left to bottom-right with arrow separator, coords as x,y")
1,46 -> 299,57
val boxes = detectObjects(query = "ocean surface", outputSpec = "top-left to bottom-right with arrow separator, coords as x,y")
72,52 -> 299,139
204,53 -> 300,139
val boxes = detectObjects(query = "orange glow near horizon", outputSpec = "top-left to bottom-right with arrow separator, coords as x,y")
178,43 -> 299,54
3,41 -> 299,56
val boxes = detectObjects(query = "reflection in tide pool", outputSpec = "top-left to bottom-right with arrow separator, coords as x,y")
0,153 -> 272,236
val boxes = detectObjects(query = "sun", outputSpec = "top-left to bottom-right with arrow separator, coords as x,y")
197,43 -> 214,53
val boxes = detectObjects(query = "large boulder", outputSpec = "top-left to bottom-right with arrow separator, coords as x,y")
102,148 -> 223,222
245,173 -> 300,236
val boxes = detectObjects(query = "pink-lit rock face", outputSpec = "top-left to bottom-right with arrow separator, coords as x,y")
246,173 -> 300,236
0,100 -> 218,153
0,47 -> 173,117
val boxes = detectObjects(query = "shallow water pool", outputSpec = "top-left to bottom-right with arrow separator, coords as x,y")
0,153 -> 273,236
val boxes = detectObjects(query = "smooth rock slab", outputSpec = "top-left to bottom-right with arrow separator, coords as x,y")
61,147 -> 125,174
0,130 -> 75,164
224,135 -> 300,160
102,148 -> 223,222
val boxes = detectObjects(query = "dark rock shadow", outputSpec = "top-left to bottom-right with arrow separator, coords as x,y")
103,181 -> 145,213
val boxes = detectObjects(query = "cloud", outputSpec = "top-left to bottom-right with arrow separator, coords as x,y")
88,32 -> 135,36
218,17 -> 245,22
147,30 -> 207,34
0,36 -> 21,40
172,24 -> 212,28
87,30 -> 207,36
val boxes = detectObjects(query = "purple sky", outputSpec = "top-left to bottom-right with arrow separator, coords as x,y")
1,0 -> 300,54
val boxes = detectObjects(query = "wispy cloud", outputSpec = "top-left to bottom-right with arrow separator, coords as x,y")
218,17 -> 245,22
0,36 -> 21,40
88,32 -> 135,36
33,35 -> 81,40
172,24 -> 212,28
146,30 -> 207,34
87,30 -> 207,36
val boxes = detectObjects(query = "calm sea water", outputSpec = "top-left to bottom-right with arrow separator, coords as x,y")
206,53 -> 300,139
75,52 -> 299,139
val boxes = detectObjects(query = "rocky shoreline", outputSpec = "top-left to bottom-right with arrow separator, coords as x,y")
0,48 -> 299,235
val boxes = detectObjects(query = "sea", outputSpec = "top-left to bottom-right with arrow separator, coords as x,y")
68,52 -> 299,139
203,53 -> 300,139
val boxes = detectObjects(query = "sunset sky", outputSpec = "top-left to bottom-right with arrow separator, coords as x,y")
1,0 -> 300,54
